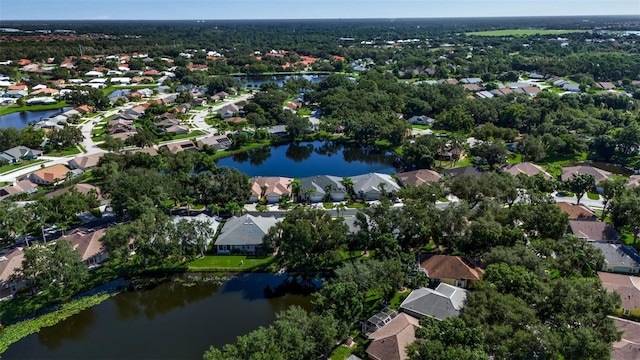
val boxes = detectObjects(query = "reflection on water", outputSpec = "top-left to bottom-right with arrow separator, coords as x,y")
5,273 -> 313,360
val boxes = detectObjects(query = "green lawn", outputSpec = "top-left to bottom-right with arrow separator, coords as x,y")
163,130 -> 207,141
330,346 -> 355,360
466,29 -> 589,36
587,192 -> 600,200
0,102 -> 68,116
46,147 -> 81,157
507,153 -> 523,165
187,255 -> 276,271
0,159 -> 46,174
298,109 -> 312,116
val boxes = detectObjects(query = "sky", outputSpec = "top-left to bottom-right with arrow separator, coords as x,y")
0,0 -> 638,21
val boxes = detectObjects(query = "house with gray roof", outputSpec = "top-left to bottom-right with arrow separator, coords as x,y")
352,173 -> 401,200
591,243 -> 640,275
400,283 -> 468,321
299,175 -> 347,203
0,146 -> 43,164
214,214 -> 279,255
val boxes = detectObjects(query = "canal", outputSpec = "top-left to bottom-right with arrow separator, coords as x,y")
216,140 -> 400,178
4,273 -> 314,359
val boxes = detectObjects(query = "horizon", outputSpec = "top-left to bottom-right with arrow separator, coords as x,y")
1,0 -> 638,21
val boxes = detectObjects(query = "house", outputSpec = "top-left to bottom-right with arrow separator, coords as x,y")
442,165 -> 485,178
0,247 -> 26,300
45,183 -> 102,201
419,255 -> 484,289
218,104 -> 240,118
174,103 -> 192,114
28,164 -> 71,185
598,272 -> 640,316
196,135 -> 231,150
351,173 -> 401,200
126,105 -> 147,118
194,98 -> 207,107
462,84 -> 483,92
0,179 -> 38,201
436,147 -> 465,162
164,125 -> 190,135
438,78 -> 459,85
597,82 -> 616,90
30,87 -> 59,96
459,77 -> 483,84
626,175 -> 640,189
60,229 -> 109,267
561,166 -> 613,184
249,177 -> 293,203
214,214 -> 279,255
127,147 -> 158,156
159,140 -> 199,154
501,162 -> 552,179
154,118 -> 180,128
569,220 -> 619,242
612,317 -> 640,360
555,202 -> 597,221
562,83 -> 581,92
68,153 -> 104,171
395,169 -> 443,187
0,146 -> 43,164
366,313 -> 420,360
84,70 -> 104,77
214,91 -> 229,100
299,175 -> 347,203
172,214 -> 221,248
590,243 -> 640,275
400,283 -> 468,320
407,115 -> 435,125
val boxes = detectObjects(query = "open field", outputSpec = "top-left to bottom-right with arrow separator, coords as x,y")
466,29 -> 589,36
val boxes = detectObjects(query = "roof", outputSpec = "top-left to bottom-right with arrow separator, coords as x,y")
442,166 -> 485,178
61,229 -> 107,262
626,175 -> 640,189
598,272 -> 640,311
2,146 -> 43,160
561,166 -> 613,183
0,247 -> 25,284
612,317 -> 640,360
351,173 -> 401,195
0,179 -> 37,201
555,202 -> 597,221
395,169 -> 443,186
45,183 -> 102,200
159,140 -> 198,154
214,215 -> 279,246
366,313 -> 420,360
591,243 -> 640,269
250,177 -> 293,198
400,283 -> 468,320
569,220 -> 619,241
502,162 -> 552,179
30,164 -> 71,183
127,147 -> 158,156
299,175 -> 346,197
68,153 -> 103,170
197,135 -> 231,149
420,255 -> 484,281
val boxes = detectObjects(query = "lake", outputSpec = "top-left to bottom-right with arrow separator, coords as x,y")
234,74 -> 327,88
216,141 -> 400,177
0,107 -> 72,130
4,273 -> 314,360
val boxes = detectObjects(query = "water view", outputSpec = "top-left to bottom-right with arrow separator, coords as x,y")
0,107 -> 71,130
234,74 -> 327,88
5,274 -> 313,360
216,140 -> 400,177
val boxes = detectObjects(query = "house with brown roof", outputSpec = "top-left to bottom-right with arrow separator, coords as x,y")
612,317 -> 640,360
626,175 -> 640,189
127,147 -> 159,156
598,272 -> 640,316
419,255 -> 484,289
0,179 -> 38,201
249,176 -> 293,203
568,220 -> 619,242
45,183 -> 103,200
561,165 -> 613,184
159,140 -> 198,154
0,247 -> 26,300
366,313 -> 420,360
164,125 -> 190,135
597,82 -> 616,90
61,228 -> 108,267
555,202 -> 597,221
28,164 -> 71,185
502,162 -> 552,179
196,135 -> 231,150
68,153 -> 104,171
395,169 -> 443,186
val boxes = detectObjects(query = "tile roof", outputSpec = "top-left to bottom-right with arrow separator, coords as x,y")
420,255 -> 484,281
30,164 -> 71,184
366,313 -> 420,360
250,177 -> 293,198
555,202 -> 597,221
395,169 -> 443,186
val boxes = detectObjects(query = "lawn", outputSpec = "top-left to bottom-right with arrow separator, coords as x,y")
329,345 -> 355,360
587,192 -> 600,200
164,130 -> 207,141
187,255 -> 276,272
465,29 -> 589,36
46,147 -> 81,157
0,102 -> 68,116
298,109 -> 312,116
0,159 -> 46,174
507,153 -> 523,165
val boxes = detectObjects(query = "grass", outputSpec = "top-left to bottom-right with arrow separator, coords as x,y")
46,147 -> 81,157
465,29 -> 589,36
411,124 -> 430,130
0,102 -> 69,116
587,192 -> 600,200
77,144 -> 87,153
507,153 -> 523,165
330,346 -> 356,360
298,109 -> 312,116
323,202 -> 335,209
187,255 -> 276,272
161,130 -> 207,142
208,140 -> 272,160
346,202 -> 366,209
0,159 -> 46,174
339,250 -> 375,261
389,290 -> 411,309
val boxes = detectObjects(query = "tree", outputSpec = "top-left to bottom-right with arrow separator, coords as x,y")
564,173 -> 596,205
472,141 -> 508,170
102,134 -> 125,153
435,106 -> 474,132
599,178 -> 627,221
610,192 -> 640,246
285,115 -> 311,141
517,135 -> 546,162
288,178 -> 302,203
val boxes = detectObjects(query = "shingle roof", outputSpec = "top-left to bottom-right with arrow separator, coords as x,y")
395,169 -> 443,186
68,153 -> 103,170
214,215 -> 279,246
352,173 -> 401,195
569,220 -> 619,241
0,247 -> 24,283
561,166 -> 612,183
502,162 -> 552,179
400,283 -> 468,320
442,166 -> 485,178
61,229 -> 107,262
598,272 -> 640,311
299,175 -> 346,197
591,243 -> 640,269
555,202 -> 596,221
366,313 -> 420,360
612,317 -> 640,360
420,255 -> 484,281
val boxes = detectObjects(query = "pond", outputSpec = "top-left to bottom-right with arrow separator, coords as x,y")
579,161 -> 634,176
234,74 -> 327,88
216,140 -> 400,178
5,273 -> 314,360
0,107 -> 72,130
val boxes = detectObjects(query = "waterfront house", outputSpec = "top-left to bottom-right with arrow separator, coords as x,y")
214,214 -> 279,255
366,313 -> 420,360
395,169 -> 443,187
0,247 -> 26,300
61,229 -> 109,267
249,176 -> 293,203
400,283 -> 468,320
158,140 -> 199,154
299,175 -> 347,203
419,254 -> 484,289
196,135 -> 231,150
351,173 -> 401,200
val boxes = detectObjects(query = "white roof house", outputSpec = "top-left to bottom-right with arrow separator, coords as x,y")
84,70 -> 104,77
352,173 -> 401,200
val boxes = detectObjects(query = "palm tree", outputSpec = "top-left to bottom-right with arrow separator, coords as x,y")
288,179 -> 302,203
324,184 -> 335,203
185,196 -> 194,216
304,188 -> 316,205
209,203 -> 221,217
336,202 -> 347,218
341,177 -> 354,202
260,185 -> 268,203
378,182 -> 387,199
225,201 -> 243,217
